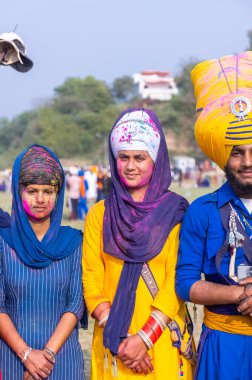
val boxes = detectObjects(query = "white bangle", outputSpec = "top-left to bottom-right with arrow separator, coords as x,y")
150,311 -> 167,331
98,315 -> 109,327
137,330 -> 153,349
21,347 -> 33,363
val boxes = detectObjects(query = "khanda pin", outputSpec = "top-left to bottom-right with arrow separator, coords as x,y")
230,96 -> 252,121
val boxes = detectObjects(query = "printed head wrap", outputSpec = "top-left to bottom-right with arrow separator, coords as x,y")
0,144 -> 83,269
19,145 -> 63,191
191,51 -> 252,169
110,110 -> 161,162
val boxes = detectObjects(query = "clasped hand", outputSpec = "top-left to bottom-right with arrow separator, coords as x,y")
117,334 -> 154,375
23,349 -> 55,380
237,277 -> 252,315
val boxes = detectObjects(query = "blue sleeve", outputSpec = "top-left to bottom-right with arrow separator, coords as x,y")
63,243 -> 84,320
175,199 -> 208,301
0,237 -> 8,314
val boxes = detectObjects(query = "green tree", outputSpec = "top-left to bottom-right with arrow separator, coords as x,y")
54,76 -> 114,112
111,76 -> 137,102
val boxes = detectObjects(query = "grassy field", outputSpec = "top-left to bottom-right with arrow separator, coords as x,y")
0,181 -> 219,379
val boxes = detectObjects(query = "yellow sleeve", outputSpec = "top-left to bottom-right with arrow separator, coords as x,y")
151,223 -> 182,320
82,202 -> 110,315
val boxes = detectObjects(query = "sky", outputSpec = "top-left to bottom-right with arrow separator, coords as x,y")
0,0 -> 252,119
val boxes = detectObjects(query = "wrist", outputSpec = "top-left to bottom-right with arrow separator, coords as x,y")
96,307 -> 110,323
15,340 -> 30,361
233,285 -> 246,304
137,312 -> 166,349
44,346 -> 56,360
21,347 -> 33,363
97,314 -> 109,327
92,302 -> 110,321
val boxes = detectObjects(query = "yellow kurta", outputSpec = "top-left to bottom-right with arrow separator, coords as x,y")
82,200 -> 193,380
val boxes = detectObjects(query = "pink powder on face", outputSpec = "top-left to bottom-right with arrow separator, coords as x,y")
117,159 -> 123,171
22,199 -> 33,215
137,163 -> 154,187
118,173 -> 129,186
22,188 -> 56,219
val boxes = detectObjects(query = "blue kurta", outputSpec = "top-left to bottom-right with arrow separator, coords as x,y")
176,181 -> 252,380
0,237 -> 85,380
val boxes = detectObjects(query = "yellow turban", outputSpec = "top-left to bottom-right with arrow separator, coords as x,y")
191,51 -> 252,170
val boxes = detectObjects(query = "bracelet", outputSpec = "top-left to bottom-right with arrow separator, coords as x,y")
44,347 -> 56,359
21,347 -> 33,363
98,314 -> 109,327
137,330 -> 153,349
137,314 -> 165,348
150,311 -> 167,330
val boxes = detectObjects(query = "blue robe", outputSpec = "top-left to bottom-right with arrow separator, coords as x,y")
0,238 -> 85,380
176,181 -> 252,380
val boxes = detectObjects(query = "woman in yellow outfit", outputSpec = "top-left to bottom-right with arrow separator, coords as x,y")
82,108 -> 194,380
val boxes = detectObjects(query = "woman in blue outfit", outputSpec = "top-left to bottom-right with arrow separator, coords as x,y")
0,144 -> 85,380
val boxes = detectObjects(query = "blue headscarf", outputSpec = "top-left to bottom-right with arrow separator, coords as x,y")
0,144 -> 82,268
0,209 -> 10,227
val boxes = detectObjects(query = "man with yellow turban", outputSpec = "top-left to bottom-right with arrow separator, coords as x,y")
176,51 -> 252,379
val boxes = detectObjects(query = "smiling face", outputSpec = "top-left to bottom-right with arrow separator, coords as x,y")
116,150 -> 154,200
226,144 -> 252,198
21,184 -> 57,221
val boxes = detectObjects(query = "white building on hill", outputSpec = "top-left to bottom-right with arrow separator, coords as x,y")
133,71 -> 178,101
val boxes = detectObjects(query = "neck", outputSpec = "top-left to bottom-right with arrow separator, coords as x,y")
28,216 -> 50,241
128,187 -> 147,202
233,188 -> 252,200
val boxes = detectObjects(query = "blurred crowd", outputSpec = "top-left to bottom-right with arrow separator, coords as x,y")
65,166 -> 112,221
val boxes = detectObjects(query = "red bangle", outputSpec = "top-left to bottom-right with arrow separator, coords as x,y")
141,315 -> 164,345
146,316 -> 163,336
142,324 -> 158,344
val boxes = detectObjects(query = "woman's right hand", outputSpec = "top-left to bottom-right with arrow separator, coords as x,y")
23,349 -> 54,380
23,371 -> 35,380
131,353 -> 154,374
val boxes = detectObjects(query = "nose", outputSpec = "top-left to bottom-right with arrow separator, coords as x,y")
36,192 -> 45,203
242,152 -> 252,167
126,158 -> 136,171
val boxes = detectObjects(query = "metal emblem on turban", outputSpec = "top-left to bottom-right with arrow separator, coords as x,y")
230,96 -> 251,121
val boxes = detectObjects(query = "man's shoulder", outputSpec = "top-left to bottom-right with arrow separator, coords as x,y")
183,190 -> 220,224
189,190 -> 218,209
181,190 -> 221,231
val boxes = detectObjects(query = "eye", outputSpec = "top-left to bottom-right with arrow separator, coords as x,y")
45,189 -> 55,195
136,156 -> 145,162
119,156 -> 128,161
232,150 -> 241,157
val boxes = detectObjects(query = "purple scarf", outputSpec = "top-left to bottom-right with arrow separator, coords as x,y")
103,108 -> 188,354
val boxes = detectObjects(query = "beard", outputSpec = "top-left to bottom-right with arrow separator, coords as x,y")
225,166 -> 252,197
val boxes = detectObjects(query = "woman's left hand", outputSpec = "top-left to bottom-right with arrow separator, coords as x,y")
117,334 -> 148,367
23,371 -> 36,380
